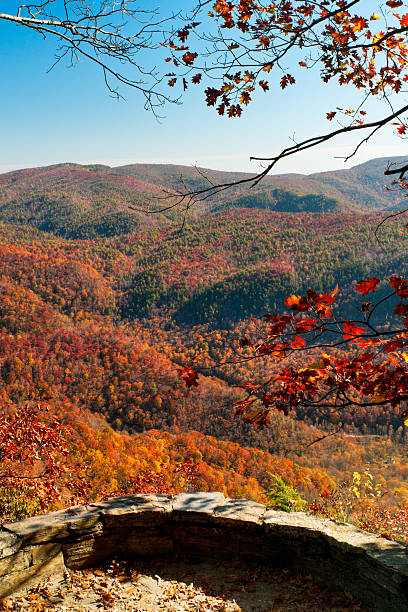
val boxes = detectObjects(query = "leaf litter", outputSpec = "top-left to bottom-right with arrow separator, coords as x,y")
1,555 -> 368,611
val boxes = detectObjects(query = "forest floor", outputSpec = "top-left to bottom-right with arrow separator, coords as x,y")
2,555 -> 367,612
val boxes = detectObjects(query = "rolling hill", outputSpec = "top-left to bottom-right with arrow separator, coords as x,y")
0,156 -> 407,239
1,157 -> 408,514
113,156 -> 408,212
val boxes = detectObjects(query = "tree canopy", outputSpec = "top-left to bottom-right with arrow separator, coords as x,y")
4,0 -> 408,493
165,0 -> 408,182
171,1 -> 408,431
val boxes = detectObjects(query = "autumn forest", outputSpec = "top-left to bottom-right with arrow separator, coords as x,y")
0,156 -> 408,542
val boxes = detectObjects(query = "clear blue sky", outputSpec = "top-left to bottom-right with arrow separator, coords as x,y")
1,1 -> 407,175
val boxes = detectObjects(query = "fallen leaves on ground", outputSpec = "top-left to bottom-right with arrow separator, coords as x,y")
1,556 -> 367,611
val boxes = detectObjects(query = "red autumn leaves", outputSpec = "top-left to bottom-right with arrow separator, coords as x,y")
355,277 -> 381,295
179,274 -> 408,429
163,0 -> 408,141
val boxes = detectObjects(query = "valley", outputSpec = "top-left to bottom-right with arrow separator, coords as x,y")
1,157 -> 408,529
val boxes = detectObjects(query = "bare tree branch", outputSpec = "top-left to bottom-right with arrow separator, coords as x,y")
1,1 -> 178,114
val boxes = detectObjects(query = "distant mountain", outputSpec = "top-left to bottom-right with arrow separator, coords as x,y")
0,163 -> 168,238
114,162 -> 348,212
0,156 -> 406,238
114,156 -> 408,212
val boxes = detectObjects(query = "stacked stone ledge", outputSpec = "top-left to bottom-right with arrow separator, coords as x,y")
0,492 -> 407,611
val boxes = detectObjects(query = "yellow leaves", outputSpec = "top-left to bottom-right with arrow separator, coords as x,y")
371,14 -> 381,20
351,17 -> 368,32
372,394 -> 386,403
387,351 -> 408,366
309,360 -> 324,370
388,353 -> 400,366
298,364 -> 324,383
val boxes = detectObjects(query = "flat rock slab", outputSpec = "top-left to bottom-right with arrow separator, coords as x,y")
172,492 -> 226,521
94,494 -> 173,528
212,498 -> 267,527
3,505 -> 102,545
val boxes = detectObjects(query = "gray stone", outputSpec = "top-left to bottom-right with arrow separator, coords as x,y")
94,495 -> 173,529
0,550 -> 31,577
31,542 -> 62,565
3,505 -> 101,545
0,531 -> 22,557
169,523 -> 237,559
135,575 -> 163,596
3,513 -> 70,545
212,499 -> 266,528
263,510 -> 332,531
59,505 -> 103,534
2,493 -> 408,611
121,535 -> 173,557
172,492 -> 226,522
62,534 -> 121,569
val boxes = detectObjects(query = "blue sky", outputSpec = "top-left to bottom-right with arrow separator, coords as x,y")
1,1 -> 407,175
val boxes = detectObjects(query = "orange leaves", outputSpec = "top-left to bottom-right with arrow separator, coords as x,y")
240,91 -> 251,105
280,73 -> 295,89
350,16 -> 368,33
182,52 -> 198,66
164,0 -> 408,126
285,294 -> 302,308
355,277 -> 380,295
232,271 -> 408,426
392,121 -> 407,134
343,322 -> 366,340
285,286 -> 337,318
291,335 -> 306,349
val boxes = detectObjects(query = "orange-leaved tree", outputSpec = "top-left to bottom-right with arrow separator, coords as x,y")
175,1 -> 408,429
164,0 -> 408,204
0,403 -> 88,522
179,276 -> 408,428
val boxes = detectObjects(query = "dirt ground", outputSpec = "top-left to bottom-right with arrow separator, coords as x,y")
2,555 -> 367,611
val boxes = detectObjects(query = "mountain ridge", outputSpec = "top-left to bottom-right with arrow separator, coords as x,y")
0,156 -> 407,238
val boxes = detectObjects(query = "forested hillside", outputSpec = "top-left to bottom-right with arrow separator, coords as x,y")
1,156 -> 406,242
1,159 -> 408,522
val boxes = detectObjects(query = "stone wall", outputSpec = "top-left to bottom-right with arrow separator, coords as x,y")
0,492 -> 407,611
